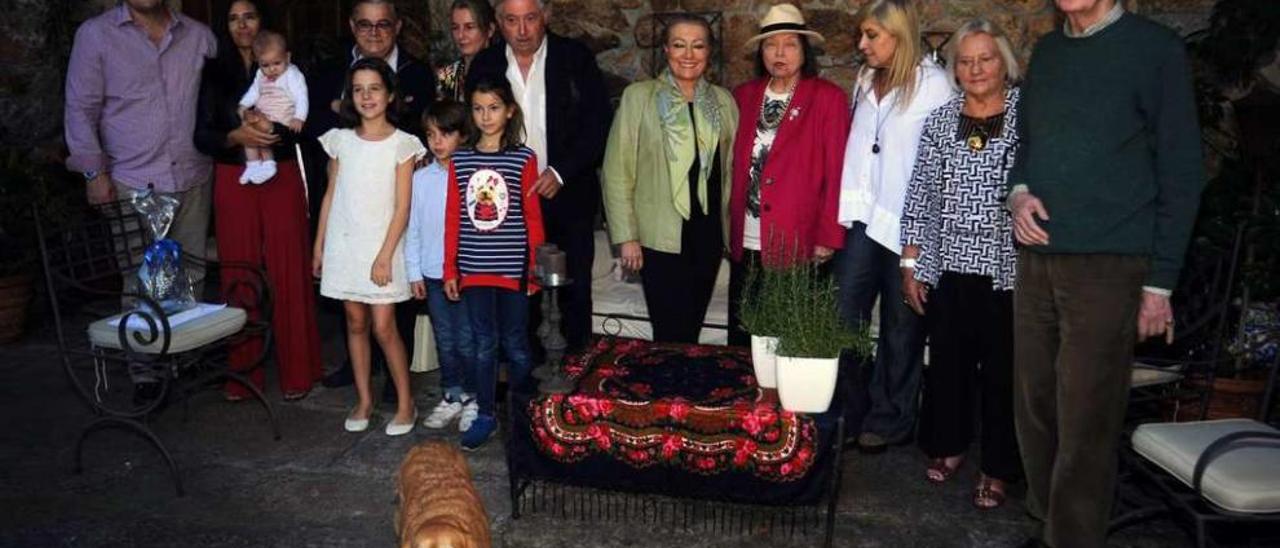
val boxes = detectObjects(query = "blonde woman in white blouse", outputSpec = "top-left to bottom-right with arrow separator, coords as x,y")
833,0 -> 954,455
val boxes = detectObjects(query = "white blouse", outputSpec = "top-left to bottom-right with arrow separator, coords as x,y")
837,60 -> 954,254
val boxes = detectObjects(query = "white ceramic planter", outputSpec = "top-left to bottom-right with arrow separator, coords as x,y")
775,355 -> 839,413
750,335 -> 779,388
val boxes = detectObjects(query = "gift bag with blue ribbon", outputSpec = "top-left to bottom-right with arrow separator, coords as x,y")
131,189 -> 196,314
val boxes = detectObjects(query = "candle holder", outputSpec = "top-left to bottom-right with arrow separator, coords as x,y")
531,244 -> 574,394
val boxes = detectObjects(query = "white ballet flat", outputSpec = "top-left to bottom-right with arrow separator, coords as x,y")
344,409 -> 370,433
385,409 -> 417,436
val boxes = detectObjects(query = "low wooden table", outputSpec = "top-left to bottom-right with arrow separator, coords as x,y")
507,337 -> 847,546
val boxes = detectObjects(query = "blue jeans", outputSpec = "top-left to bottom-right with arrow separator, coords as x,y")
464,286 -> 532,418
833,222 -> 925,442
424,279 -> 475,397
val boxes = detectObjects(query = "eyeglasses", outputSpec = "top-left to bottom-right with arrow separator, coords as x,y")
354,19 -> 395,34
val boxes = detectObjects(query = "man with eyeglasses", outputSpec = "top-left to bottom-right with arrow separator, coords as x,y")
307,0 -> 435,142
305,0 -> 437,396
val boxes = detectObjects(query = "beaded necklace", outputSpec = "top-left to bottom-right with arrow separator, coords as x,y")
757,77 -> 798,131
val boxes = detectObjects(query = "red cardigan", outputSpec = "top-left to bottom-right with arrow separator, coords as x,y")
729,77 -> 849,265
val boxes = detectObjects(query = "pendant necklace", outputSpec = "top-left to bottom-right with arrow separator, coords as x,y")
853,71 -> 892,154
962,96 -> 1005,153
869,84 -> 892,154
872,109 -> 887,154
966,124 -> 989,151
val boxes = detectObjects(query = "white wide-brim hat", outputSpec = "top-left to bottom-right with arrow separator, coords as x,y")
744,3 -> 826,50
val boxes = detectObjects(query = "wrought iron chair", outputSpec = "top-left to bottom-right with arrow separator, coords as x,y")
1127,225 -> 1247,424
35,200 -> 280,496
1111,349 -> 1280,547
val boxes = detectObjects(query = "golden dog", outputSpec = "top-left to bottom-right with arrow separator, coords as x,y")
396,441 -> 491,548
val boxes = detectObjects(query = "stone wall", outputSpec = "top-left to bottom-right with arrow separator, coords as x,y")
0,0 -> 165,157
4,0 -> 1217,156
424,0 -> 1216,96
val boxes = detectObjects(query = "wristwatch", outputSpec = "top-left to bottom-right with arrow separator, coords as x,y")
82,170 -> 99,181
899,257 -> 918,269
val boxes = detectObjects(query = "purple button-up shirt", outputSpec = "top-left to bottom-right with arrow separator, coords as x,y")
64,5 -> 217,192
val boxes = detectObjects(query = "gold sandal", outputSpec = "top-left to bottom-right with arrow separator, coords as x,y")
972,475 -> 1007,510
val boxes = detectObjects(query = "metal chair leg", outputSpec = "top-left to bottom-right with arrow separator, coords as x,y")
224,371 -> 282,441
73,416 -> 184,497
824,417 -> 846,548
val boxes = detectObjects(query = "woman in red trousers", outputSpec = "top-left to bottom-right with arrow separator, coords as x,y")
194,0 -> 321,400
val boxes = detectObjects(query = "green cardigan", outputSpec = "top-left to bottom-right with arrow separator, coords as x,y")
1008,13 -> 1205,289
602,78 -> 738,254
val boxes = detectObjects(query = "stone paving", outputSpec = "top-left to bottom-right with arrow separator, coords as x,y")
0,320 -> 1208,548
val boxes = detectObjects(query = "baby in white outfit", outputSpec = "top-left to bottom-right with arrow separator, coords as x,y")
237,31 -> 308,184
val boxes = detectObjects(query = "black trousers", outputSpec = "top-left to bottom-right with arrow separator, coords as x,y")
726,250 -> 760,347
917,272 -> 1019,482
530,213 -> 595,353
639,216 -> 722,344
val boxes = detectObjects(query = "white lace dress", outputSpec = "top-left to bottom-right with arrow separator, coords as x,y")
317,128 -> 425,304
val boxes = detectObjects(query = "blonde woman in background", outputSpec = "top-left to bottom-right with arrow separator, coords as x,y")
436,0 -> 496,102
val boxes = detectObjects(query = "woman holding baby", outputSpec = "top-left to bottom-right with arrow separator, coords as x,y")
194,0 -> 322,401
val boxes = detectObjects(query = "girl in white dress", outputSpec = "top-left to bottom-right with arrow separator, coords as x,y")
313,58 -> 425,436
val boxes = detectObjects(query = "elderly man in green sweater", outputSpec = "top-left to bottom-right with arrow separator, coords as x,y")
1007,0 -> 1204,546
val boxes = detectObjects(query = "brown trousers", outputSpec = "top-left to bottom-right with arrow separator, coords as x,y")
1014,250 -> 1147,548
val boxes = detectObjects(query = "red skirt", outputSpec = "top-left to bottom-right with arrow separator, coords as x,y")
214,160 -> 323,397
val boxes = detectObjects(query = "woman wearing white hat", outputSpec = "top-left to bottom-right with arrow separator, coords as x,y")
833,0 -> 954,455
726,3 -> 850,346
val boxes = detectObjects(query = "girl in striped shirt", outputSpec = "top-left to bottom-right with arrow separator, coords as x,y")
443,76 -> 544,450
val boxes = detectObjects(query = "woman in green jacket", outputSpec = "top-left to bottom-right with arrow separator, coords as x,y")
602,14 -> 738,344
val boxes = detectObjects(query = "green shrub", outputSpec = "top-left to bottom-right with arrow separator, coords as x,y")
737,253 -> 788,338
772,262 -> 873,360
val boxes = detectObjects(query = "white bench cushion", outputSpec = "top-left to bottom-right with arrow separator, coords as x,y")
88,306 -> 247,354
1131,365 -> 1184,389
1132,419 -> 1280,514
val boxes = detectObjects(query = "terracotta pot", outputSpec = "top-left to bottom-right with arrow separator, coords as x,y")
0,274 -> 34,343
1168,377 -> 1267,421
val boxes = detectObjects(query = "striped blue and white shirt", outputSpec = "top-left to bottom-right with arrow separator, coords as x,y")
444,146 -> 545,291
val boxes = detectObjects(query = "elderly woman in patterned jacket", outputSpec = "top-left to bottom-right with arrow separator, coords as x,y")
898,18 -> 1022,510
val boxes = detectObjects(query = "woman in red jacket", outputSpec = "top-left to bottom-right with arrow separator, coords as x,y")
727,3 -> 849,345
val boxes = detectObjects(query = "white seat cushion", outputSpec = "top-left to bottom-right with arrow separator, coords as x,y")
88,306 -> 247,354
1131,364 -> 1184,389
1132,419 -> 1280,514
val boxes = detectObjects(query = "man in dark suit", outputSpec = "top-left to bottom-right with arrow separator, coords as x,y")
466,0 -> 611,355
304,0 -> 437,392
307,0 -> 435,142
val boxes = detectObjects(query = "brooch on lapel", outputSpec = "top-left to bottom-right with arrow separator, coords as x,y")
788,107 -> 801,121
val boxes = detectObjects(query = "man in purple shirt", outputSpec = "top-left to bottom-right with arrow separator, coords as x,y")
63,0 -> 217,400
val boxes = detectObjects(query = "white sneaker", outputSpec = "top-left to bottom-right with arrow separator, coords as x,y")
252,160 -> 277,184
458,400 -> 479,433
422,398 -> 463,429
